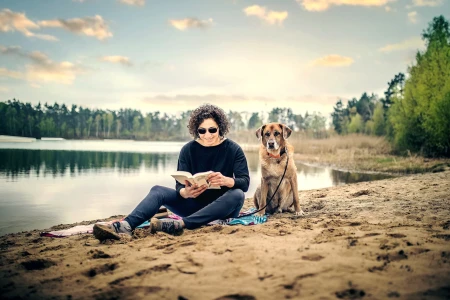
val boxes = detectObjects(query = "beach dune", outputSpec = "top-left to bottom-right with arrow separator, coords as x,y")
0,170 -> 449,299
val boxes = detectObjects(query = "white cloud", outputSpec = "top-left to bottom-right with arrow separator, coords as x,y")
169,18 -> 214,31
408,11 -> 418,23
26,52 -> 82,84
310,54 -> 354,67
0,46 -> 83,84
379,37 -> 424,52
243,5 -> 288,25
412,0 -> 443,7
101,55 -> 132,66
119,0 -> 145,6
0,86 -> 10,92
296,0 -> 394,11
39,15 -> 112,40
0,9 -> 58,41
0,67 -> 23,79
30,83 -> 41,88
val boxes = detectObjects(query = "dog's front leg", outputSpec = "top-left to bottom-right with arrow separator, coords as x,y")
257,178 -> 269,216
290,176 -> 305,216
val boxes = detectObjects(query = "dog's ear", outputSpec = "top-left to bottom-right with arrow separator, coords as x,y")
281,124 -> 292,139
256,125 -> 266,139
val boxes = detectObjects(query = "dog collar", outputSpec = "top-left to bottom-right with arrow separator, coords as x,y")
267,147 -> 287,159
267,152 -> 281,158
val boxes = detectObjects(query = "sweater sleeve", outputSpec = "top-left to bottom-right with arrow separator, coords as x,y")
232,145 -> 250,192
176,144 -> 191,195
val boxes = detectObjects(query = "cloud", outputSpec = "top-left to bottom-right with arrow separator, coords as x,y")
296,0 -> 394,12
379,37 -> 424,52
30,83 -> 41,88
412,0 -> 442,7
0,45 -> 22,55
310,54 -> 354,67
0,9 -> 58,41
169,18 -> 214,31
0,67 -> 23,79
0,45 -> 83,84
0,86 -> 10,92
119,0 -> 145,6
243,5 -> 288,25
38,15 -> 112,40
26,52 -> 82,84
408,11 -> 418,23
101,55 -> 132,66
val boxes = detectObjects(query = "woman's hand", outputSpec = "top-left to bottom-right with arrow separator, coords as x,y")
207,172 -> 235,188
180,181 -> 208,199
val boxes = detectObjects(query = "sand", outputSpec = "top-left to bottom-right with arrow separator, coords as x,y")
1,169 -> 449,300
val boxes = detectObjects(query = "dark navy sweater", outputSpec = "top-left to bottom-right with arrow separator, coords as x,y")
175,139 -> 250,201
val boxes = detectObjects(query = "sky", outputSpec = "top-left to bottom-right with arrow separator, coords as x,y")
0,0 -> 448,118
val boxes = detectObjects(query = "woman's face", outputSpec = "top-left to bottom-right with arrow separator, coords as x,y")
197,118 -> 220,146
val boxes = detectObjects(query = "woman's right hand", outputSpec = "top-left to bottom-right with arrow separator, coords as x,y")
180,181 -> 208,198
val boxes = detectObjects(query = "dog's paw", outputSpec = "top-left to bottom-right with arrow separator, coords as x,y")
255,211 -> 266,216
277,208 -> 284,214
294,209 -> 306,217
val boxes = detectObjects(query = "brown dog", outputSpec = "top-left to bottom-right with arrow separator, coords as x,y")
253,123 -> 305,216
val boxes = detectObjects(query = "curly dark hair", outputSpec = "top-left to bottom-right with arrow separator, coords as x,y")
188,104 -> 230,139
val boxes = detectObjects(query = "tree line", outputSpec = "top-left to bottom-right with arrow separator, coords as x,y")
0,99 -> 328,141
331,15 -> 450,157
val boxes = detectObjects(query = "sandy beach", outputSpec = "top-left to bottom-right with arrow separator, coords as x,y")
1,169 -> 449,300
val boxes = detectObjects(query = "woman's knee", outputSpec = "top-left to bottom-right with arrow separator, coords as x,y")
149,185 -> 173,201
150,185 -> 164,194
228,189 -> 245,205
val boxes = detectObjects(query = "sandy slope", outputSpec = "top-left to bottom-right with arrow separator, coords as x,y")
1,170 -> 449,300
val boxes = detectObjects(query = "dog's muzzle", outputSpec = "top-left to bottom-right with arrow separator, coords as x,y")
267,140 -> 278,150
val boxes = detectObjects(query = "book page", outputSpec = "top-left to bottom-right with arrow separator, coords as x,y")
171,172 -> 194,185
171,171 -> 193,178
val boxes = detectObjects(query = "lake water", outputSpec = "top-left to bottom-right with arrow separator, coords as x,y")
0,140 -> 392,236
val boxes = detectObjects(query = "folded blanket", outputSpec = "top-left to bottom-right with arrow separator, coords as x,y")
40,207 -> 267,237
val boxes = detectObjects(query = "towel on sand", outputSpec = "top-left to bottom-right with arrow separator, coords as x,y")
40,208 -> 267,237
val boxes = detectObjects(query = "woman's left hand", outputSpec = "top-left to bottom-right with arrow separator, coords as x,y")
207,172 -> 234,188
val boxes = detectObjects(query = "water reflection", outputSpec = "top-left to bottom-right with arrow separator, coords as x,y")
0,149 -> 392,185
330,169 -> 391,185
0,147 -> 393,235
0,149 -> 177,178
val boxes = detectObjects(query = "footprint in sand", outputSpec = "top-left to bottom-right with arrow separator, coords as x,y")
301,254 -> 325,261
94,286 -> 162,299
85,263 -> 118,277
214,294 -> 256,300
21,259 -> 56,271
89,249 -> 111,259
39,245 -> 65,253
176,256 -> 203,275
387,233 -> 407,238
335,288 -> 366,299
433,234 -> 450,241
350,190 -> 371,197
377,250 -> 408,262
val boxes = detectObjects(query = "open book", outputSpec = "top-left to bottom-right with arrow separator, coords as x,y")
171,170 -> 221,189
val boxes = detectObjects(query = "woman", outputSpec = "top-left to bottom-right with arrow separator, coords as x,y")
93,104 -> 250,239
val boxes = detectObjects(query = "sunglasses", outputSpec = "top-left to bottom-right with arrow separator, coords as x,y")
197,127 -> 218,135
